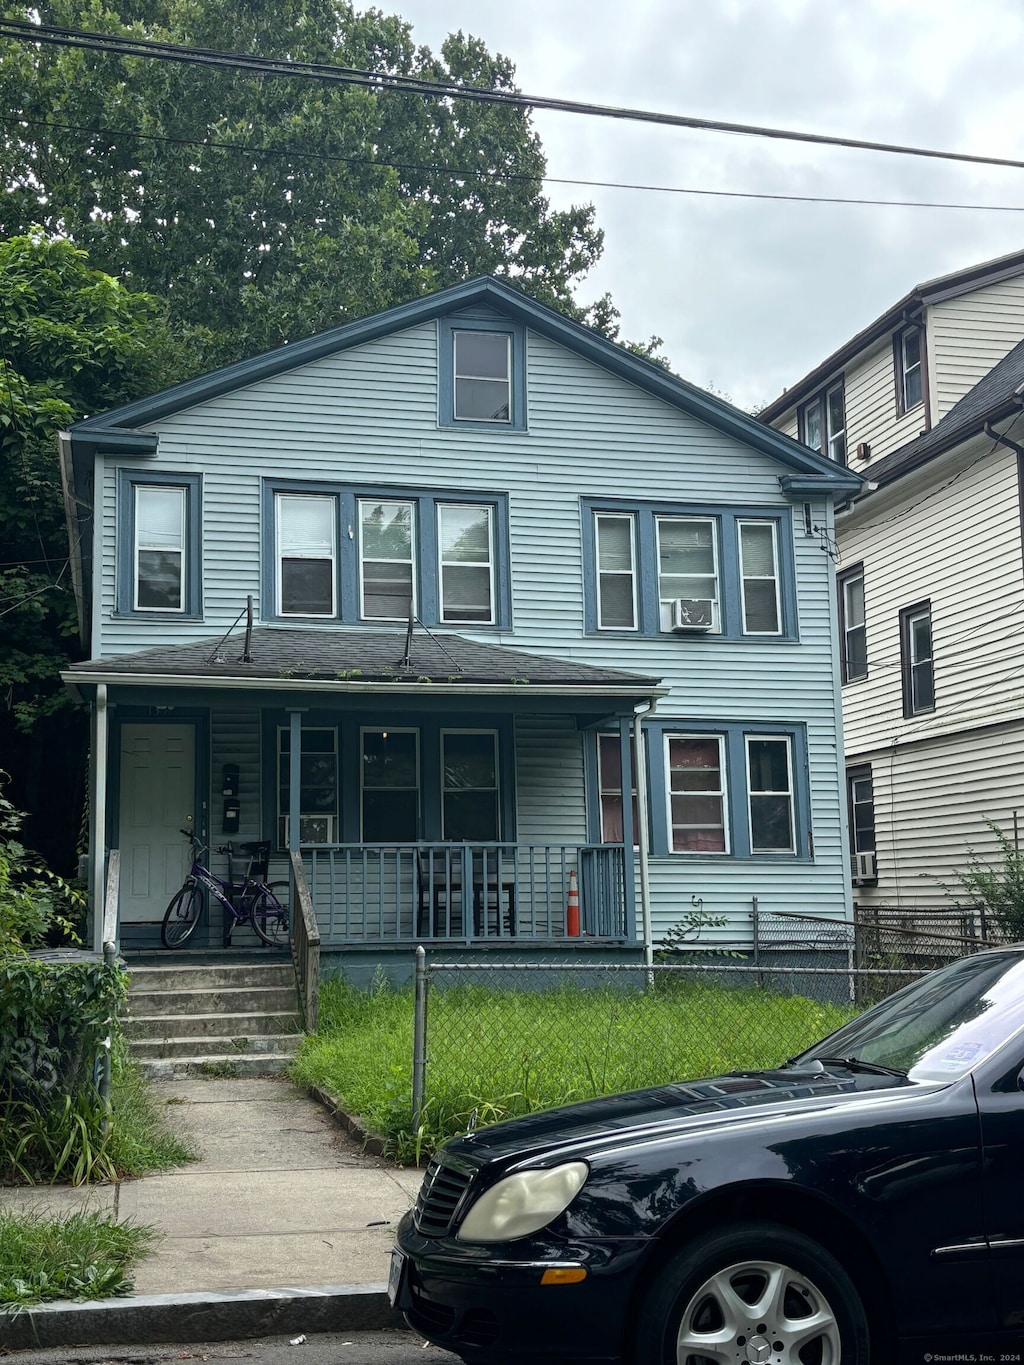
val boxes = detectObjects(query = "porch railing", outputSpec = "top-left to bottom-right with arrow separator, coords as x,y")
289,851 -> 321,1030
298,843 -> 627,947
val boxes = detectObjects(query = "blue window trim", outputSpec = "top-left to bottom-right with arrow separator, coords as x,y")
261,479 -> 511,629
437,316 -> 527,432
581,499 -> 797,641
585,718 -> 810,860
115,469 -> 203,619
260,709 -> 517,849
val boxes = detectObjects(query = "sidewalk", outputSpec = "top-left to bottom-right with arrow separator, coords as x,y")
0,1075 -> 422,1349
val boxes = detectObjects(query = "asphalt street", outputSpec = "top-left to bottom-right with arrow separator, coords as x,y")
2,1328 -> 461,1364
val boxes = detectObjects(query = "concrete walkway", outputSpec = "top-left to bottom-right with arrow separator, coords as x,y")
0,1075 -> 423,1348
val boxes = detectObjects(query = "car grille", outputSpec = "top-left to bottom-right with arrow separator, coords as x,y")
414,1158 -> 473,1236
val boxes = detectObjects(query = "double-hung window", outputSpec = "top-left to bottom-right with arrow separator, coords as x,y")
361,728 -> 419,842
800,381 -> 847,465
657,517 -> 720,631
848,767 -> 876,859
897,326 -> 923,413
595,514 -> 638,630
438,503 -> 495,624
277,727 -> 338,846
266,483 -> 508,627
442,731 -> 500,840
667,735 -> 728,852
118,471 -> 201,617
746,736 -> 795,853
838,566 -> 867,682
738,520 -> 781,634
597,733 -> 638,844
359,499 -> 415,621
453,331 -> 511,423
276,493 -> 336,617
901,601 -> 934,716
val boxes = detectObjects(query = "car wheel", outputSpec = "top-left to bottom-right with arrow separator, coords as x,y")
634,1220 -> 870,1365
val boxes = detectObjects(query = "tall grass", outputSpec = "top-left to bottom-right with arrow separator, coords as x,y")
292,975 -> 855,1162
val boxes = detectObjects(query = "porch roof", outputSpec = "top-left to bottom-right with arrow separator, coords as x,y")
63,627 -> 665,704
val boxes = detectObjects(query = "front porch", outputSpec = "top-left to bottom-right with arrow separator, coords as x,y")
300,840 -> 629,947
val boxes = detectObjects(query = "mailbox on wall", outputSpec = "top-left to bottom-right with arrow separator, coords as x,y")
222,764 -> 240,833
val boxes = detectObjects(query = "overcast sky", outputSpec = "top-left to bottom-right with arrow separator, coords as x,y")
382,0 -> 1024,410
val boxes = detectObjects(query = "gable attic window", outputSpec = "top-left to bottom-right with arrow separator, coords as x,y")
117,470 -> 202,618
896,325 -> 924,414
799,380 -> 847,466
438,318 -> 526,430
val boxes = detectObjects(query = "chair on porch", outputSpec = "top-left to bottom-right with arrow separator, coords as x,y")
416,847 -> 516,939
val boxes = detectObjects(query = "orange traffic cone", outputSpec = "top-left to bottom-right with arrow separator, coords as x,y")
567,869 -> 580,937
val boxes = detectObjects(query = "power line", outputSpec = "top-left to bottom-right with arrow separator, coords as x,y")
6,114 -> 1024,215
5,17 -> 1024,175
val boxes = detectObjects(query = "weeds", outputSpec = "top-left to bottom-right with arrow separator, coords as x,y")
0,1210 -> 155,1309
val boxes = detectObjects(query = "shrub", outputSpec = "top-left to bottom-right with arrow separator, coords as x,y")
0,771 -> 83,953
950,821 -> 1024,941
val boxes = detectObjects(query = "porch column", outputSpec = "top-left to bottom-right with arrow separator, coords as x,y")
618,716 -> 637,942
286,709 -> 306,854
633,703 -> 656,969
91,684 -> 109,954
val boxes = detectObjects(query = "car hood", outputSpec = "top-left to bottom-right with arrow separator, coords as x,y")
445,1067 -> 917,1166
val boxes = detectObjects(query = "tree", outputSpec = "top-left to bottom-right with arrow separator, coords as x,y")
0,231 -> 188,866
0,1 -> 612,365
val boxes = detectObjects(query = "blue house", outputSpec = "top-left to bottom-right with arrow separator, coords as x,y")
61,277 -> 861,975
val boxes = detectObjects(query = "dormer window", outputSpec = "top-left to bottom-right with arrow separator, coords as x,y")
799,380 -> 846,465
897,325 -> 924,414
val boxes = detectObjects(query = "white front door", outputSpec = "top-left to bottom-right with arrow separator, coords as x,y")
118,722 -> 196,922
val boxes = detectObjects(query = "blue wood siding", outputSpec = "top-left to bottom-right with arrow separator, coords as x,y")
93,306 -> 851,934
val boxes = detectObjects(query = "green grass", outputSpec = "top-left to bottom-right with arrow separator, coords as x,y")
292,975 -> 856,1163
105,1042 -> 196,1177
0,1209 -> 155,1309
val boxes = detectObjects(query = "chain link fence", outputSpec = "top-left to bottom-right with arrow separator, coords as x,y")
411,907 -> 1001,1131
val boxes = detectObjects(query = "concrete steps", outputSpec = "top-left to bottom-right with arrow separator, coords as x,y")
124,959 -> 303,1078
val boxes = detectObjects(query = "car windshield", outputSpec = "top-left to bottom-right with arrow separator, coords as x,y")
794,949 -> 1024,1082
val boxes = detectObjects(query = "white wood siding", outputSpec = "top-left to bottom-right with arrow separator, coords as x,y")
852,722 -> 1024,911
929,276 -> 1024,419
843,342 -> 927,467
95,310 -> 852,930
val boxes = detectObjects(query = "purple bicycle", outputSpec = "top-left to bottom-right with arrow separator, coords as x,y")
161,829 -> 289,949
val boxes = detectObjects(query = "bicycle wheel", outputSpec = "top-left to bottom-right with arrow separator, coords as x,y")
161,883 -> 203,947
250,883 -> 290,947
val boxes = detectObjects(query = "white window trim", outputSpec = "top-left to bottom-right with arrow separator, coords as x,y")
453,330 -> 512,424
134,484 -> 186,613
745,735 -> 795,854
275,492 -> 337,619
738,519 -> 782,636
665,733 -> 730,855
440,729 -> 500,840
826,381 -> 846,464
900,327 -> 923,411
655,515 -> 721,634
595,512 -> 639,632
358,499 -> 417,622
277,725 -> 339,847
359,726 -> 420,842
437,503 -> 496,625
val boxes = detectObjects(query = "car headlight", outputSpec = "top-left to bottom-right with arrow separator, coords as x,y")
456,1161 -> 589,1243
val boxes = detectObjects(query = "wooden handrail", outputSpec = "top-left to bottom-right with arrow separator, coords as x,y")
289,850 -> 320,1032
102,850 -> 120,951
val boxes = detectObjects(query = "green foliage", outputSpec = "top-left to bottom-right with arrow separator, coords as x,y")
0,1208 -> 155,1308
0,770 -> 84,952
0,231 -> 189,731
104,1038 -> 196,1175
949,820 -> 1024,940
293,975 -> 854,1163
0,1 -> 618,367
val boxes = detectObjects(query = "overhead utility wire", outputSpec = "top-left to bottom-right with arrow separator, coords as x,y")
6,115 -> 1024,215
5,17 -> 1024,174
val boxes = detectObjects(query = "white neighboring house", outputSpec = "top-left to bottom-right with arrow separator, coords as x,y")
760,248 -> 1024,918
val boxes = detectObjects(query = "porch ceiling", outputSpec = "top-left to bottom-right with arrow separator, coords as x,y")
63,627 -> 665,706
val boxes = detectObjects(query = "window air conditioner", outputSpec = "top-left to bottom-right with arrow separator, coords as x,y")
670,598 -> 715,632
851,850 -> 877,884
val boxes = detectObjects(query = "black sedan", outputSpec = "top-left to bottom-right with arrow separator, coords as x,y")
391,946 -> 1024,1364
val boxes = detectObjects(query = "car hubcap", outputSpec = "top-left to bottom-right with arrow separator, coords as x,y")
676,1258 -> 841,1365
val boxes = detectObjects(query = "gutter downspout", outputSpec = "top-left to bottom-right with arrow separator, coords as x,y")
91,684 -> 108,954
633,699 -> 658,971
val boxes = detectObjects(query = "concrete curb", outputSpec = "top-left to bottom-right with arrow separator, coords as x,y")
307,1083 -> 391,1160
0,1283 -> 403,1350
